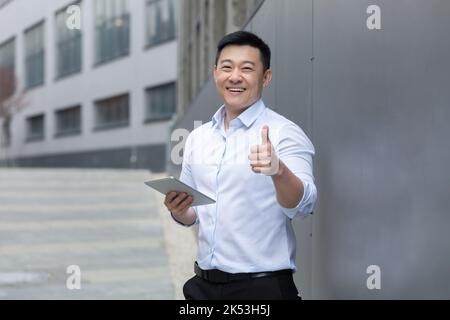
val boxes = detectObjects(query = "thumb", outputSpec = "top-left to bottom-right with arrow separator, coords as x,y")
261,125 -> 270,144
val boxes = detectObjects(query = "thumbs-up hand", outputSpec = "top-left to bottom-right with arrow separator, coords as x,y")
249,125 -> 280,176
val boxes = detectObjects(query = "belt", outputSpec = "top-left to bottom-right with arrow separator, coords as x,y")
194,262 -> 293,283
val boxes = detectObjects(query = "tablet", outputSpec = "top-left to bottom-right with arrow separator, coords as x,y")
144,176 -> 216,206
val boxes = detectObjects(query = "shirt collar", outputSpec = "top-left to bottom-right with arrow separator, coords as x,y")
211,99 -> 266,129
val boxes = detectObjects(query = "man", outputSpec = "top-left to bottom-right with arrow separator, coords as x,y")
164,31 -> 317,300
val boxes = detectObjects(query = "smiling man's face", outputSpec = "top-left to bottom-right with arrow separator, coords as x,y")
213,45 -> 272,116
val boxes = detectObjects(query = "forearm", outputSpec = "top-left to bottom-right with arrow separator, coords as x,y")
172,206 -> 197,226
271,160 -> 304,208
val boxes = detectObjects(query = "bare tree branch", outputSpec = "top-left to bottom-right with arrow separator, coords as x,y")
0,67 -> 28,121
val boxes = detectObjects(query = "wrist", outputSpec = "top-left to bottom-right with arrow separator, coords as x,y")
171,207 -> 196,226
271,158 -> 284,178
171,209 -> 186,219
171,210 -> 189,226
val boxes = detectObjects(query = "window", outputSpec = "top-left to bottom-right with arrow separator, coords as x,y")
24,21 -> 45,88
145,82 -> 175,121
0,37 -> 15,72
55,2 -> 82,78
94,0 -> 130,64
146,0 -> 176,46
0,37 -> 15,98
94,93 -> 129,130
55,105 -> 81,137
26,114 -> 45,142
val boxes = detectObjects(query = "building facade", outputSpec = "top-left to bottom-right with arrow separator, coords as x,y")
0,0 -> 178,171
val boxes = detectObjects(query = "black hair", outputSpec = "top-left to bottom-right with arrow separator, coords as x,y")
215,31 -> 271,71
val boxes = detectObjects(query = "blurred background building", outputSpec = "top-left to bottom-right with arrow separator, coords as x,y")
0,0 -> 178,171
0,0 -> 263,171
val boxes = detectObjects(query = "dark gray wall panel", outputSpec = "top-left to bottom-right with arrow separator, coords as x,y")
312,0 -> 450,298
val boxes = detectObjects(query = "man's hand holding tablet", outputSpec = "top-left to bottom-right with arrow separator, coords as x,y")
145,177 -> 215,226
164,191 -> 196,225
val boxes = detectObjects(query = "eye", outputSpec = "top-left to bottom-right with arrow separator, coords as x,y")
242,67 -> 254,72
221,65 -> 232,71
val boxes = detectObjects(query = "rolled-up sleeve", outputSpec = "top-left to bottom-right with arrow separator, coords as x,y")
275,123 -> 318,219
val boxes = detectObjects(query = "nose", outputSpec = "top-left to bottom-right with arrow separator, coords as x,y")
228,68 -> 242,83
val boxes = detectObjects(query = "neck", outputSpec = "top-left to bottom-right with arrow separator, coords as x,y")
223,99 -> 259,129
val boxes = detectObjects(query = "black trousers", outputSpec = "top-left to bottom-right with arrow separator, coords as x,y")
183,273 -> 302,300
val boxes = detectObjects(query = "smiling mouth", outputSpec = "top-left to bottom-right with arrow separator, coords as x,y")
227,87 -> 246,93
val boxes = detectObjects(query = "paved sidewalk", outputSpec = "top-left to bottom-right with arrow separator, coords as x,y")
0,168 -> 196,299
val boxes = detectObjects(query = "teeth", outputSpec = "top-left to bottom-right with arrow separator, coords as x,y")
228,88 -> 245,92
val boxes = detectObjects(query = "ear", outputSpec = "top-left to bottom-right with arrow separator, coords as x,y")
262,69 -> 273,88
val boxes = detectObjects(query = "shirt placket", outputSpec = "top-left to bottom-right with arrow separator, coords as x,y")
209,129 -> 229,267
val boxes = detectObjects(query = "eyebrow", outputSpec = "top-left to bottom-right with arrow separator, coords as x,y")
219,59 -> 256,66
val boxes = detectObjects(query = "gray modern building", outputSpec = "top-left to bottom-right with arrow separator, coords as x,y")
173,0 -> 450,299
0,0 -> 178,172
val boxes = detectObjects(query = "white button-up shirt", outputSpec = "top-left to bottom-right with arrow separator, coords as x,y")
178,99 -> 317,273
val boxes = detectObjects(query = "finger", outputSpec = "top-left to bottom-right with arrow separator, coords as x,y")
176,196 -> 193,213
166,191 -> 177,200
261,126 -> 269,144
261,140 -> 272,157
250,159 -> 271,167
164,191 -> 178,206
259,151 -> 271,160
172,195 -> 193,214
253,166 -> 274,175
171,193 -> 189,207
250,145 -> 259,153
249,151 -> 270,161
251,166 -> 263,174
